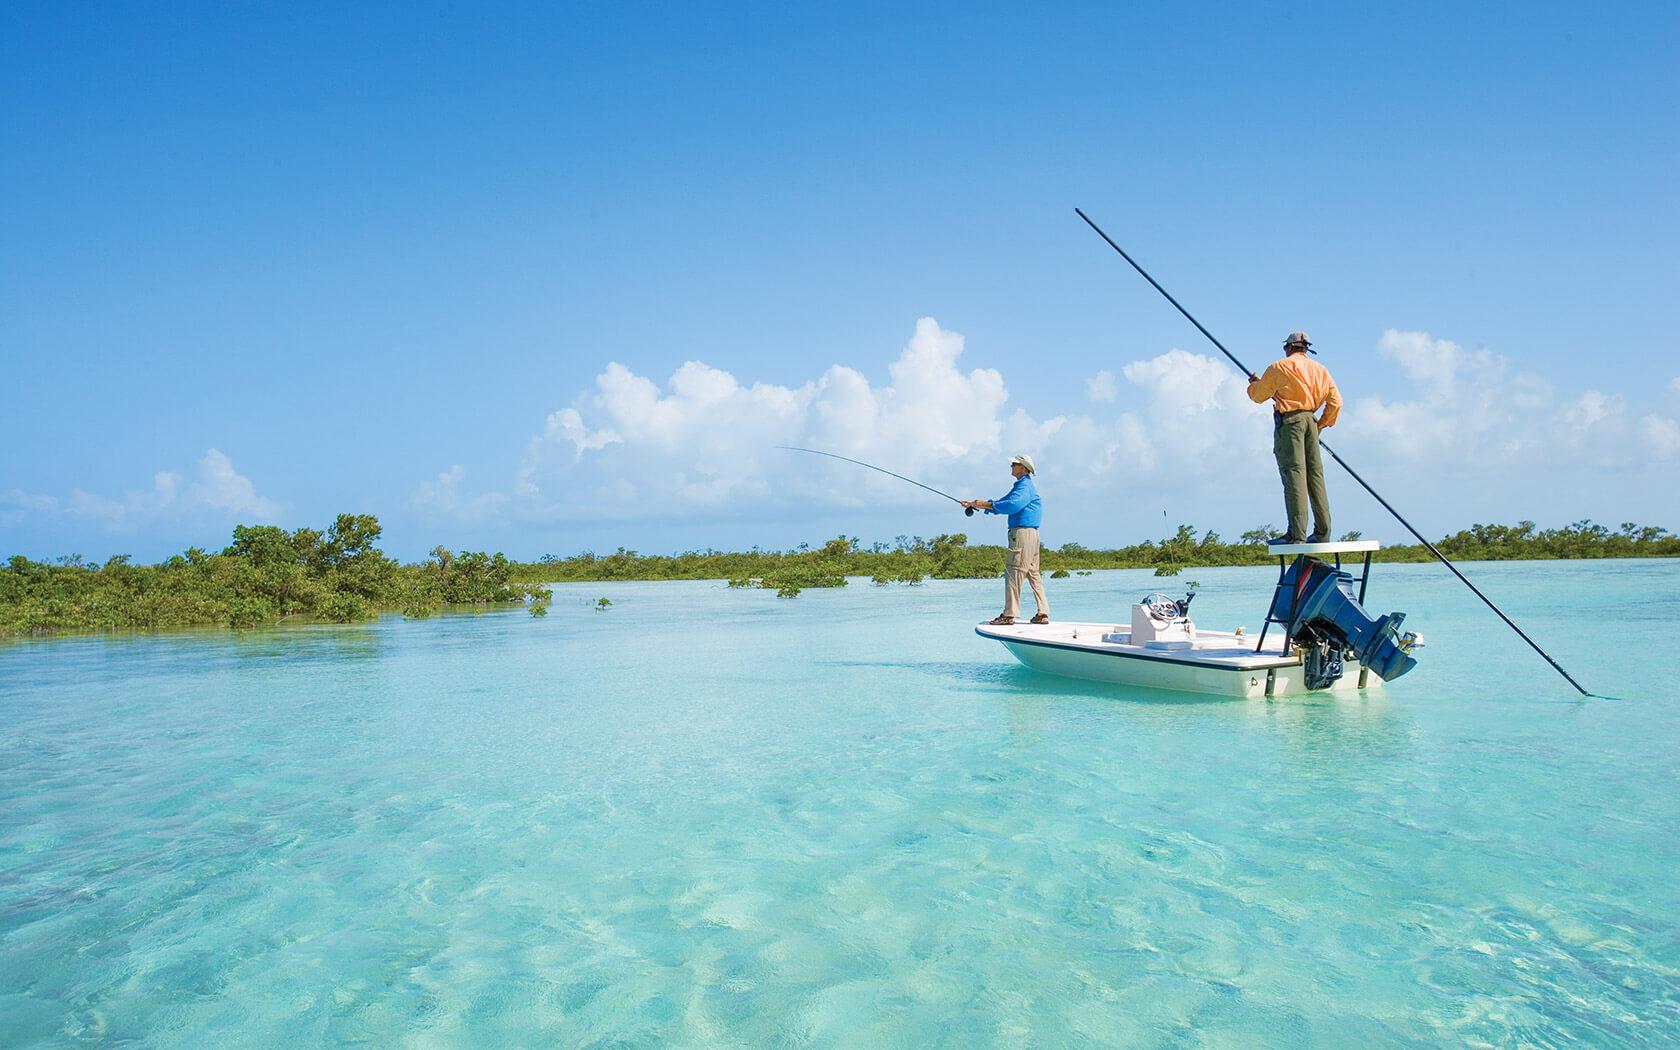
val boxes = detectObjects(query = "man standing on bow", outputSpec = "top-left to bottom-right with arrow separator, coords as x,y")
962,454 -> 1049,626
1247,331 -> 1342,544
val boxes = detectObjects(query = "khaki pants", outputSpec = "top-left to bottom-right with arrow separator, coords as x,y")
1273,411 -> 1330,542
1002,526 -> 1048,619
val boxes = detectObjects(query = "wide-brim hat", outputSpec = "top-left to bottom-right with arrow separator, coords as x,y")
1011,453 -> 1036,474
1284,331 -> 1317,354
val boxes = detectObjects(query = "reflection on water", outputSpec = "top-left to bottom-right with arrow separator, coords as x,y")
825,654 -> 1418,777
230,619 -> 388,661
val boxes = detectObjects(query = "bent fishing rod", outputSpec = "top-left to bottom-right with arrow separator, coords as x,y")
1075,207 -> 1597,698
778,446 -> 976,515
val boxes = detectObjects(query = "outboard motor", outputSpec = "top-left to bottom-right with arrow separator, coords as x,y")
1269,558 -> 1420,683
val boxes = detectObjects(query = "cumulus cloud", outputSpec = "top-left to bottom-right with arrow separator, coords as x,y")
1086,369 -> 1118,402
418,317 -> 1277,524
5,450 -> 277,530
413,320 -> 1677,531
0,489 -> 63,527
1558,391 -> 1625,432
1344,329 -> 1630,468
484,318 -> 1016,517
68,471 -> 182,527
412,464 -> 509,521
1120,349 -> 1268,465
191,449 -> 279,518
1644,416 -> 1680,459
415,464 -> 467,510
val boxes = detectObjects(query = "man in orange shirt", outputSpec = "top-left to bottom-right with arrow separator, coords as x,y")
1246,331 -> 1342,544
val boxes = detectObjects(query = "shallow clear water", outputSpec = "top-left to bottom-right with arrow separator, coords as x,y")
2,559 -> 1677,1047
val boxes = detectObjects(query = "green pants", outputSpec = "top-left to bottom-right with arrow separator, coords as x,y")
1273,411 -> 1330,542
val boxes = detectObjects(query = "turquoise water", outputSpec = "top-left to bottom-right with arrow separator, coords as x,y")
2,560 -> 1677,1047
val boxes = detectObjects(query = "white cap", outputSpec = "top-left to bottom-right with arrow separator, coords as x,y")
1011,453 -> 1036,474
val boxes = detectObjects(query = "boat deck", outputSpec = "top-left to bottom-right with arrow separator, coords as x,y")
975,620 -> 1299,670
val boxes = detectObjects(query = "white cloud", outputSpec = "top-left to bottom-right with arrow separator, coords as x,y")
0,489 -> 62,526
1086,369 -> 1118,402
5,451 -> 277,530
68,472 -> 182,527
1378,329 -> 1498,397
412,464 -> 508,521
191,449 -> 279,518
1670,376 -> 1680,397
420,318 -> 1276,524
1345,329 -> 1631,468
1345,330 -> 1519,460
1120,349 -> 1268,467
1558,391 -> 1624,432
1644,416 -> 1680,459
492,318 -> 1015,517
515,409 -> 620,496
415,464 -> 466,510
414,321 -> 1678,532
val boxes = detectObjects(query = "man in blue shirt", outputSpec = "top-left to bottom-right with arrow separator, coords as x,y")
962,454 -> 1049,625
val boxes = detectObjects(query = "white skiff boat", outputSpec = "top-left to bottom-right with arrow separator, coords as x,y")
977,540 -> 1422,698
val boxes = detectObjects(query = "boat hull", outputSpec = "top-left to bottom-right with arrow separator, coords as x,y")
978,621 -> 1384,698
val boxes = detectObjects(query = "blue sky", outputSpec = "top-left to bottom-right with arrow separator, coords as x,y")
4,2 -> 1677,561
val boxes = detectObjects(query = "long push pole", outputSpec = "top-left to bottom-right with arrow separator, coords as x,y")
1074,207 -> 1595,698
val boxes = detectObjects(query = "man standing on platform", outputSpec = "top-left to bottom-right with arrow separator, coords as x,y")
1247,331 -> 1342,545
962,454 -> 1049,626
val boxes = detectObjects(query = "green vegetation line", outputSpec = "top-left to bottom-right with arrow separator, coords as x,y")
2,514 -> 551,636
516,521 -> 1678,594
5,518 -> 1672,636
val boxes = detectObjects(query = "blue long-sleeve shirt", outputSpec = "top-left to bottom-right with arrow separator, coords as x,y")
986,475 -> 1042,529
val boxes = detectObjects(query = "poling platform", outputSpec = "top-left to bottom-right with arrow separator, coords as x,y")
1259,539 -> 1381,557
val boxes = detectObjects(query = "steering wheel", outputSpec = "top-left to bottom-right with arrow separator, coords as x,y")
1141,592 -> 1182,622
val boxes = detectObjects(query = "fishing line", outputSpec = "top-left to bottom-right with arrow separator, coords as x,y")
777,446 -> 976,516
1074,207 -> 1599,698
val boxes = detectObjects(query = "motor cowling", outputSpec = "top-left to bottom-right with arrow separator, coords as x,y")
1269,558 -> 1419,683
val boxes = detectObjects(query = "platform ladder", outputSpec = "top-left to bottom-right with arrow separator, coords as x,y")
1254,542 -> 1377,658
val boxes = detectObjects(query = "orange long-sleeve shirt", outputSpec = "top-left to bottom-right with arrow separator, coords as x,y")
1247,353 -> 1342,428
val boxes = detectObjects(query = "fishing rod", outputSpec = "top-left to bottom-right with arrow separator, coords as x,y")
779,446 -> 976,515
1074,207 -> 1597,698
